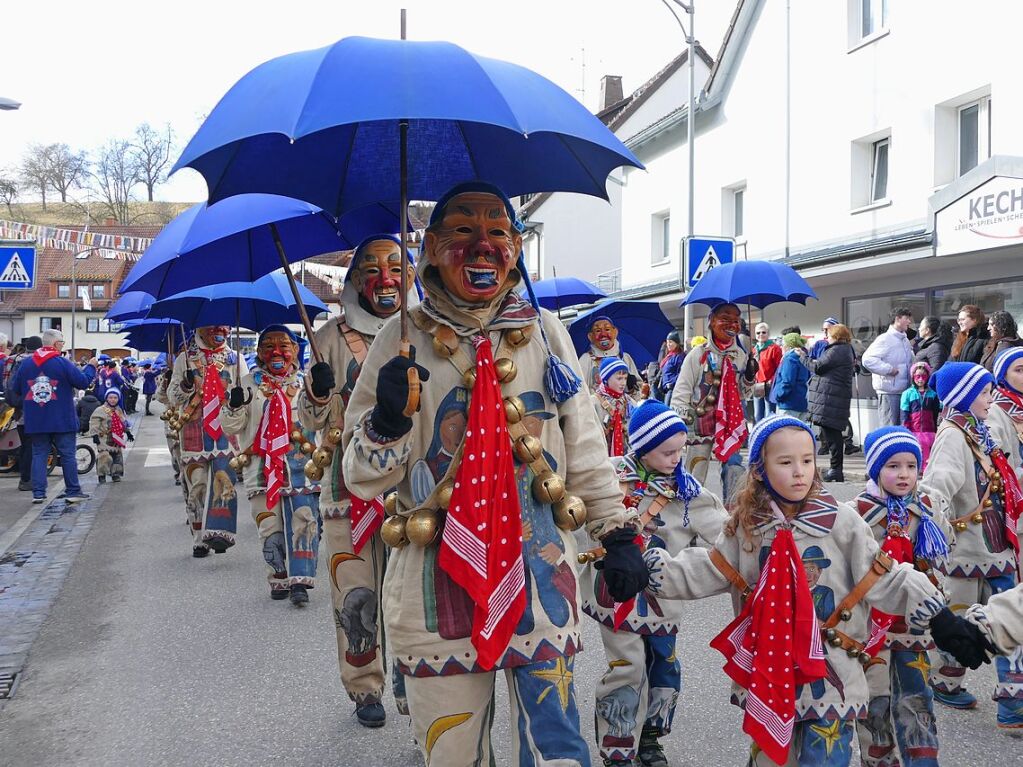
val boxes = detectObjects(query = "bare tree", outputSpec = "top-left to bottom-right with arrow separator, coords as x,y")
44,143 -> 89,203
93,139 -> 141,224
130,123 -> 174,202
0,172 -> 18,216
20,144 -> 52,209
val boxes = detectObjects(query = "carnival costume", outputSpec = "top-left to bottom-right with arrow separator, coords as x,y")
168,327 -> 246,557
582,400 -> 726,766
919,362 -> 1023,726
592,356 -> 637,457
579,315 -> 640,391
89,388 -> 133,483
156,370 -> 182,486
341,184 -> 646,766
990,347 -> 1023,469
643,416 -> 944,766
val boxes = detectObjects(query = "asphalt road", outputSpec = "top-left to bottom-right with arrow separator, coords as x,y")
0,413 -> 1019,766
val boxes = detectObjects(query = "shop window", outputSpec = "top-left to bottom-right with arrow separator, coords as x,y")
932,278 -> 1023,328
845,291 -> 927,347
40,317 -> 62,332
57,284 -> 70,298
86,318 -> 100,333
92,284 -> 105,299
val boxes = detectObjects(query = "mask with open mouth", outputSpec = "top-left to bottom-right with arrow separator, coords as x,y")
198,325 -> 230,350
257,331 -> 297,376
349,237 -> 412,317
709,304 -> 742,345
425,191 -> 522,304
587,319 -> 618,352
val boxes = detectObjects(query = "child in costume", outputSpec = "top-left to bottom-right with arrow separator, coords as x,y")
593,356 -> 638,457
990,348 -> 1023,468
854,427 -> 951,767
89,387 -> 134,483
642,415 -> 947,766
918,362 -> 1023,727
899,363 -> 940,470
583,400 -> 726,767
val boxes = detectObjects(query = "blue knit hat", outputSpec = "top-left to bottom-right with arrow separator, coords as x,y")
930,362 -> 994,411
629,400 -> 687,456
864,426 -> 922,483
748,414 -> 816,467
599,356 -> 629,385
103,387 -> 123,408
994,348 -> 1023,392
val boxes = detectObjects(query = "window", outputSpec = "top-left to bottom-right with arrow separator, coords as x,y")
722,182 -> 747,238
958,97 -> 991,176
651,212 -> 671,265
86,318 -> 100,333
92,284 -> 105,299
40,317 -> 62,332
861,0 -> 888,37
733,189 -> 745,237
870,138 -> 889,201
57,284 -> 70,298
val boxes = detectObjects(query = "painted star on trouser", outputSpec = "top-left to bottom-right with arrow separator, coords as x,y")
809,719 -> 847,757
907,652 -> 931,682
530,656 -> 573,710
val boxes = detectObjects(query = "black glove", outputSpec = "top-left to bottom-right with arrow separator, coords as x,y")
183,369 -> 195,390
595,528 -> 648,602
229,386 -> 246,409
92,435 -> 100,445
310,362 -> 335,399
125,429 -> 135,442
930,607 -> 996,669
626,374 -> 639,392
744,354 -> 759,382
369,347 -> 431,440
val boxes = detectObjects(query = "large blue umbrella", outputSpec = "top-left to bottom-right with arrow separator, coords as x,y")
144,271 -> 328,330
683,260 -> 817,309
522,277 -> 606,313
171,37 -> 643,213
569,301 -> 674,369
105,291 -> 155,323
121,319 -> 188,354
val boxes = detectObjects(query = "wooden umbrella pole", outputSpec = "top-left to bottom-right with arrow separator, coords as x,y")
269,222 -> 322,364
235,303 -> 242,381
398,118 -> 421,417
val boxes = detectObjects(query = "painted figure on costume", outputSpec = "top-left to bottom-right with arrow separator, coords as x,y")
340,182 -> 647,766
168,325 -> 247,557
297,233 -> 417,727
579,316 -> 640,391
89,387 -> 133,483
223,326 -> 321,606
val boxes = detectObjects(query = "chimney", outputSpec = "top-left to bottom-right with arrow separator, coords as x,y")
600,75 -> 624,111
104,217 -> 117,226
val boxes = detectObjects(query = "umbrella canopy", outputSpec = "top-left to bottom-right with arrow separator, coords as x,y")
172,36 -> 643,213
569,300 -> 674,369
144,271 -> 328,330
683,260 -> 817,309
105,291 -> 155,323
120,194 -> 398,298
522,277 -> 606,311
121,319 -> 188,353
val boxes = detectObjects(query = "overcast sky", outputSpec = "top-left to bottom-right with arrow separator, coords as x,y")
3,0 -> 736,205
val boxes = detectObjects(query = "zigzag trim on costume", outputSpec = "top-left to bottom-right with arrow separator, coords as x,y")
395,635 -> 580,677
938,561 -> 1017,578
581,605 -> 680,636
730,692 -> 867,722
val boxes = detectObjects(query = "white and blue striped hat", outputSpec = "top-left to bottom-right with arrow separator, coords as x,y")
599,356 -> 630,385
748,414 -> 815,466
993,347 -> 1023,391
629,400 -> 687,455
930,362 -> 995,412
864,426 -> 922,482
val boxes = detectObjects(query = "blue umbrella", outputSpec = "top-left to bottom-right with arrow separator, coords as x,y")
121,319 -> 188,354
106,291 -> 155,322
522,277 -> 606,314
172,36 -> 643,213
683,260 -> 817,309
569,301 -> 674,370
144,271 -> 328,331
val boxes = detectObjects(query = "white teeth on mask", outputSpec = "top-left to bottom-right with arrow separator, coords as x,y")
465,267 -> 498,287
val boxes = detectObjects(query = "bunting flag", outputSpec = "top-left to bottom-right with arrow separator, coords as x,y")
0,219 -> 153,260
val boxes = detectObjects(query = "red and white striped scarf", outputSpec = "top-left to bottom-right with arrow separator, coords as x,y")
438,335 -> 525,669
349,496 -> 385,554
200,350 -> 225,440
713,356 -> 747,462
109,407 -> 127,448
254,379 -> 291,510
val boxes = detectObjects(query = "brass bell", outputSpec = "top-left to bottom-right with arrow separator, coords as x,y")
304,461 -> 324,481
380,515 -> 409,548
160,411 -> 171,421
506,327 -> 530,348
504,396 -> 526,424
237,452 -> 252,468
290,428 -> 304,443
311,447 -> 333,468
300,441 -> 315,455
463,369 -> 477,390
847,646 -> 861,659
984,499 -> 994,508
705,393 -> 717,405
325,426 -> 343,446
858,653 -> 872,666
990,484 -> 1002,494
532,470 -> 567,504
971,512 -> 984,524
839,609 -> 852,622
495,358 -> 517,384
514,434 -> 544,464
436,481 -> 454,510
406,510 -> 440,547
552,495 -> 586,531
432,335 -> 456,358
955,520 -> 968,532
384,491 -> 399,516
826,631 -> 843,648
712,373 -> 722,384
695,407 -> 707,417
228,456 -> 241,471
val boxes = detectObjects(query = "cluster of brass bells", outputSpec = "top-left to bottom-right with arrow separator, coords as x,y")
228,451 -> 253,471
380,492 -> 443,549
823,628 -> 871,664
304,425 -> 342,482
162,406 -> 185,432
954,510 -> 988,533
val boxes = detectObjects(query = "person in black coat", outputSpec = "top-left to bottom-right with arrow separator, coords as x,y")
76,390 -> 101,435
913,316 -> 951,372
951,304 -> 990,365
802,323 -> 855,482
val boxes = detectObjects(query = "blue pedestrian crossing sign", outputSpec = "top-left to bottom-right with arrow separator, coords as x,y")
0,245 -> 35,289
686,236 -> 735,288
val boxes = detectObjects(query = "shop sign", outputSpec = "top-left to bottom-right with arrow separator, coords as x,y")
936,175 -> 1023,256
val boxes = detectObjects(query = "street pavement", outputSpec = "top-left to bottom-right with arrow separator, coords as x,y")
0,410 -> 1020,766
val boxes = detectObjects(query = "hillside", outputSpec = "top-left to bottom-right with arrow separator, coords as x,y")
2,201 -> 196,227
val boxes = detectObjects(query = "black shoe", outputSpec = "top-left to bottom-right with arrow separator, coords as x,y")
822,469 -> 845,482
355,702 -> 386,728
98,475 -> 106,483
638,726 -> 668,767
192,546 -> 209,558
63,492 -> 90,503
290,584 -> 309,606
844,443 -> 861,455
270,586 -> 289,601
18,481 -> 32,491
111,475 -> 121,483
207,536 -> 232,554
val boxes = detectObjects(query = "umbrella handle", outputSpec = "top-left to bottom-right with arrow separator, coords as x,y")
400,340 -> 420,417
269,222 -> 322,364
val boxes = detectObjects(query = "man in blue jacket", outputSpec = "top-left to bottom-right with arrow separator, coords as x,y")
9,329 -> 97,503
